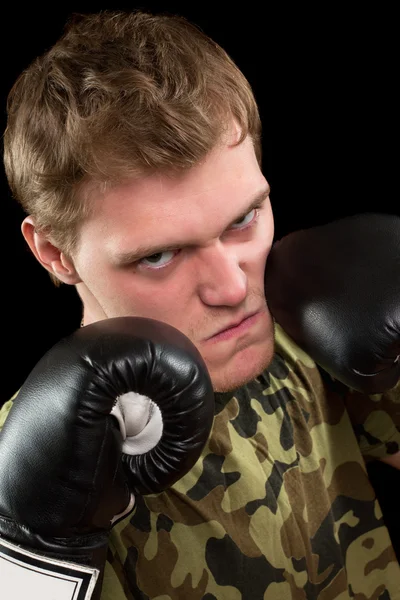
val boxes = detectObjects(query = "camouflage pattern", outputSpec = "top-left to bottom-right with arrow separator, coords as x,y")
101,323 -> 400,599
1,323 -> 399,599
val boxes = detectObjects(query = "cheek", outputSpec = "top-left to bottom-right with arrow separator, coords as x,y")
118,274 -> 191,319
247,221 -> 274,274
258,207 -> 274,260
262,203 -> 275,246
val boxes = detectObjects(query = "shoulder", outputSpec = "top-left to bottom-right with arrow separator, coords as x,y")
268,321 -> 327,396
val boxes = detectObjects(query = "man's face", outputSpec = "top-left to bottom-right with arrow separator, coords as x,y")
73,135 -> 275,391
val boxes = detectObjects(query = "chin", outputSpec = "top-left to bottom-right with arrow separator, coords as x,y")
210,337 -> 276,393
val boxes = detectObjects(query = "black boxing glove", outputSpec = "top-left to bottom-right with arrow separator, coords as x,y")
265,213 -> 400,394
0,317 -> 214,600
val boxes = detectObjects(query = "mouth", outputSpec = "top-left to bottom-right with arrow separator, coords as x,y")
206,311 -> 261,343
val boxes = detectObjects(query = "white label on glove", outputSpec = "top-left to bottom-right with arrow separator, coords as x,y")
0,538 -> 98,599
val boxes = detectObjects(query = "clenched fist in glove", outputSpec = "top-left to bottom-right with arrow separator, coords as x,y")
0,317 -> 214,599
265,212 -> 400,394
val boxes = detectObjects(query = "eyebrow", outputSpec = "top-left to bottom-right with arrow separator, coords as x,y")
113,184 -> 271,266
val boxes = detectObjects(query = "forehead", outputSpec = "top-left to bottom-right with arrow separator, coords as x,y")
81,136 -> 266,252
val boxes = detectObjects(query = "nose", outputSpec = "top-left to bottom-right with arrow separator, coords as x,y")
196,242 -> 247,307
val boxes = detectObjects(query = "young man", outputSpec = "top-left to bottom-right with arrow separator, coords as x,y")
1,9 -> 399,600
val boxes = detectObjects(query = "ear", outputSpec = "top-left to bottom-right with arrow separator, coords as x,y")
21,216 -> 82,285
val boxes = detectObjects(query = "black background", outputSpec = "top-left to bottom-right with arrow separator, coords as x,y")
0,0 -> 399,559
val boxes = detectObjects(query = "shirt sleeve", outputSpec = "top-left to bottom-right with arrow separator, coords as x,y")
343,379 -> 400,462
0,397 -> 16,432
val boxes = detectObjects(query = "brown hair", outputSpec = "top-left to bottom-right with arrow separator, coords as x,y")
4,9 -> 261,259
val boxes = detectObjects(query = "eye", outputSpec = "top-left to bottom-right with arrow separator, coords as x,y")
229,208 -> 258,230
138,250 -> 177,270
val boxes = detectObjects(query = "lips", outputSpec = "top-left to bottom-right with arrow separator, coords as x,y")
208,311 -> 258,339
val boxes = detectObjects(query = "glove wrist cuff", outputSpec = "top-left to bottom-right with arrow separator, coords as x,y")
0,537 -> 100,599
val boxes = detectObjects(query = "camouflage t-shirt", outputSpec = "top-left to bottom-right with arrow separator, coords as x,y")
1,323 -> 399,599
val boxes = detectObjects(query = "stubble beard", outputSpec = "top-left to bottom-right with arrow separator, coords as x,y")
211,331 -> 276,393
